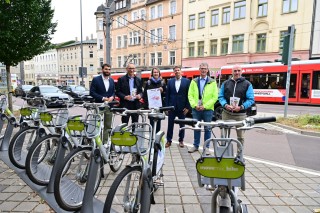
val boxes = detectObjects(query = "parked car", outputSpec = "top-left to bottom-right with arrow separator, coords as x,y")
27,85 -> 74,107
61,85 -> 93,103
14,85 -> 33,97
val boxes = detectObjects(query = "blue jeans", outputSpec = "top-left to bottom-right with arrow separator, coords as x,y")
192,109 -> 213,148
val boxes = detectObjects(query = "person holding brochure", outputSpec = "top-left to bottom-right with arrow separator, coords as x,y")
188,62 -> 218,154
116,63 -> 143,125
143,67 -> 166,132
218,64 -> 255,148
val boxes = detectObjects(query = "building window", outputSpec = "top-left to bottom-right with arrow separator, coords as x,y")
123,15 -> 128,25
169,25 -> 176,40
258,0 -> 268,17
117,36 -> 122,48
89,51 -> 93,58
256,33 -> 266,52
132,11 -> 139,21
279,30 -> 290,50
99,39 -> 103,49
210,39 -> 217,56
117,17 -> 121,27
211,9 -> 219,26
150,53 -> 155,66
157,28 -> 163,43
222,7 -> 230,24
99,58 -> 103,67
118,56 -> 122,68
90,64 -> 94,71
123,35 -> 127,48
157,52 -> 162,66
129,31 -> 141,45
150,6 -> 156,19
143,53 -> 146,66
170,0 -> 176,15
198,12 -> 205,29
221,38 -> 229,55
198,41 -> 204,56
282,0 -> 298,13
150,29 -> 156,43
98,20 -> 103,30
189,14 -> 195,30
157,4 -> 163,18
234,1 -> 246,20
169,51 -> 175,65
188,42 -> 195,57
232,34 -> 244,53
140,9 -> 146,20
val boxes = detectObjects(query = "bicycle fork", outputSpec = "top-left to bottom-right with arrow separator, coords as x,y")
211,185 -> 239,213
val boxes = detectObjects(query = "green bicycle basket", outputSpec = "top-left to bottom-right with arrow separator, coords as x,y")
39,112 -> 53,122
67,120 -> 85,131
196,157 -> 245,179
20,108 -> 33,117
111,132 -> 138,147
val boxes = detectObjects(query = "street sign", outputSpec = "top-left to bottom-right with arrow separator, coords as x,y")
79,67 -> 87,78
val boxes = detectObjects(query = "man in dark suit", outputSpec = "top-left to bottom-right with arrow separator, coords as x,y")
90,63 -> 115,142
116,63 -> 143,124
165,66 -> 191,148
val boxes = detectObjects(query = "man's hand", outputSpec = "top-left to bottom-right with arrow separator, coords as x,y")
195,105 -> 204,111
225,104 -> 233,111
159,87 -> 163,93
124,95 -> 132,101
108,96 -> 114,102
135,94 -> 141,100
233,106 -> 241,112
183,108 -> 189,115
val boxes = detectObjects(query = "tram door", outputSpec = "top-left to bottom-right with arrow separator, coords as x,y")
298,71 -> 312,103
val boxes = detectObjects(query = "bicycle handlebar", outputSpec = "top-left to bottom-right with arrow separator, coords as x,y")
252,117 -> 276,124
159,106 -> 174,112
174,119 -> 198,126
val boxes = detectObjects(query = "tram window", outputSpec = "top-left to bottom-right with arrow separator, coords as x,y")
312,71 -> 320,89
242,73 -> 286,89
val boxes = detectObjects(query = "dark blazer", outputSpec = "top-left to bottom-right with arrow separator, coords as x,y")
116,74 -> 143,109
165,77 -> 191,111
90,75 -> 115,103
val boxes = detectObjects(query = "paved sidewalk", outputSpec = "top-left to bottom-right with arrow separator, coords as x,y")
1,141 -> 320,212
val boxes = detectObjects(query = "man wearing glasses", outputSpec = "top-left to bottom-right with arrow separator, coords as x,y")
90,63 -> 116,142
218,64 -> 255,148
116,63 -> 143,125
188,62 -> 218,154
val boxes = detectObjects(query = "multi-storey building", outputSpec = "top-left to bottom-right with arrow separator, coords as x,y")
106,0 -> 182,72
24,59 -> 35,85
56,37 -> 97,88
95,4 -> 106,73
33,49 -> 58,85
182,0 -> 313,69
311,0 -> 320,58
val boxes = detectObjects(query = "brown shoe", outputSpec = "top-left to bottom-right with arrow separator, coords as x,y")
179,141 -> 184,148
165,142 -> 171,148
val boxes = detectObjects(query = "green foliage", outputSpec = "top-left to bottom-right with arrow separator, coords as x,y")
54,40 -> 76,49
0,0 -> 57,66
277,114 -> 320,131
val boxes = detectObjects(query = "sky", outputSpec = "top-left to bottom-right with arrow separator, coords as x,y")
51,0 -> 105,44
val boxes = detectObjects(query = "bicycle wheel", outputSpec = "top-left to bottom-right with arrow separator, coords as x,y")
220,206 -> 230,213
109,145 -> 125,172
104,166 -> 142,213
8,126 -> 38,169
54,146 -> 102,211
140,178 -> 151,213
25,134 -> 67,186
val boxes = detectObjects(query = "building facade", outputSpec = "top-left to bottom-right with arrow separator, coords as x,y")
311,0 -> 320,58
33,49 -> 58,85
56,37 -> 98,88
95,4 -> 106,73
182,0 -> 313,69
105,0 -> 183,72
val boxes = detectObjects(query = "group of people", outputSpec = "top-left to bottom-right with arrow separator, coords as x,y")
89,62 -> 254,154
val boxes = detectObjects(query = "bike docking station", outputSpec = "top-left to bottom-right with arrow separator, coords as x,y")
81,148 -> 104,212
0,112 -> 17,151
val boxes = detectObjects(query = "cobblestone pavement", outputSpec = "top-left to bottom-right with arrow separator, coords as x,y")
1,140 -> 320,213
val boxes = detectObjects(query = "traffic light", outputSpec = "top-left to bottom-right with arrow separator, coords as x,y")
279,34 -> 290,65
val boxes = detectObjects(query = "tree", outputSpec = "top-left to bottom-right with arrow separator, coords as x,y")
0,0 -> 57,110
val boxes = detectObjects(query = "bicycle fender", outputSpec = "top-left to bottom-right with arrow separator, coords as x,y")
38,128 -> 47,138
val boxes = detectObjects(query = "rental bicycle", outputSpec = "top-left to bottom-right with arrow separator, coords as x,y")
53,101 -> 125,211
103,106 -> 174,213
174,116 -> 276,213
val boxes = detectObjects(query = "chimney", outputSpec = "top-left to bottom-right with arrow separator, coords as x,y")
86,36 -> 89,40
91,34 -> 93,39
75,37 -> 78,41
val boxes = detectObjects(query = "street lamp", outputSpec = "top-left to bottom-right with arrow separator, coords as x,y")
80,0 -> 84,86
105,0 -> 114,65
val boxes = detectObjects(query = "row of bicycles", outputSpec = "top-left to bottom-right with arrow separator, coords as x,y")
0,93 -> 276,213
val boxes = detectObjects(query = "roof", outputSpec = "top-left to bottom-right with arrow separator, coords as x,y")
58,39 -> 97,48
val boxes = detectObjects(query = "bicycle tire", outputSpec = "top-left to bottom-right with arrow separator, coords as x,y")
54,146 -> 101,211
8,126 -> 38,169
109,145 -> 125,172
104,166 -> 142,213
140,178 -> 152,213
220,206 -> 230,213
25,134 -> 68,186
